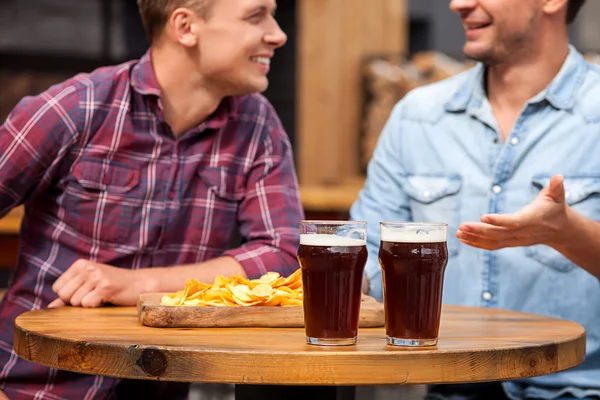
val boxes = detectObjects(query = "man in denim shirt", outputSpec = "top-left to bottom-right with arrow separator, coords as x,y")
351,0 -> 600,399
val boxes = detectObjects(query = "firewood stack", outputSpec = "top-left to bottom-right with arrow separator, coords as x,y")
361,52 -> 472,171
361,56 -> 424,170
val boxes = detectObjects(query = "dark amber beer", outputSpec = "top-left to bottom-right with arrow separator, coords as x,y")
379,223 -> 448,346
298,221 -> 367,346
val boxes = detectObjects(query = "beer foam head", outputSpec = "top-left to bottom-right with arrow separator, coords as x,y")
380,225 -> 447,243
300,234 -> 366,246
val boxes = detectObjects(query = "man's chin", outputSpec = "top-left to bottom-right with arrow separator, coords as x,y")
252,78 -> 269,93
231,79 -> 269,96
463,45 -> 494,63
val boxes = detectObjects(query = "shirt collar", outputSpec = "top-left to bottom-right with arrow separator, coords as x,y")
130,49 -> 239,130
131,49 -> 162,97
445,45 -> 588,113
444,63 -> 486,114
199,96 -> 239,131
538,45 -> 587,109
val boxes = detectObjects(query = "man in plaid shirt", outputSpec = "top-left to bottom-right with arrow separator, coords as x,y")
0,0 -> 303,398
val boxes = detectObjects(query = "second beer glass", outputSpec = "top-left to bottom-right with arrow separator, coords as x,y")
379,222 -> 448,346
298,220 -> 368,346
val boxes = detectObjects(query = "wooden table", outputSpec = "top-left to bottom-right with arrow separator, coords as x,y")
14,305 -> 586,400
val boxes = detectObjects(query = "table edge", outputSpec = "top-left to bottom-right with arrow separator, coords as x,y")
13,307 -> 587,385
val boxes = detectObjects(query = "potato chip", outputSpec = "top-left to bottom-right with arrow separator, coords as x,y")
183,298 -> 202,306
263,291 -> 289,306
228,284 -> 253,302
160,269 -> 304,307
276,269 -> 302,289
251,283 -> 273,299
275,286 -> 295,294
186,290 -> 207,301
280,298 -> 303,307
160,295 -> 180,306
253,272 -> 280,285
213,275 -> 229,288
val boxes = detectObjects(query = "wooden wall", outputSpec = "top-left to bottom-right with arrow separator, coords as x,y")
297,0 -> 407,185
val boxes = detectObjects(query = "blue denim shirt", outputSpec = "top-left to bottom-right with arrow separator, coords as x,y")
351,46 -> 600,400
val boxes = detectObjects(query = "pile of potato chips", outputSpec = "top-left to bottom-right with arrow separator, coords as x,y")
160,269 -> 302,307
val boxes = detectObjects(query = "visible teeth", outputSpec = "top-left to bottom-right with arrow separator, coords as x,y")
251,56 -> 270,65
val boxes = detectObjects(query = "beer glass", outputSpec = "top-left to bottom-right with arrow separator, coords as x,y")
297,220 -> 368,346
379,222 -> 448,346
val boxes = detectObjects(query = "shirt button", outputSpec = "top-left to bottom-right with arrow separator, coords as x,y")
482,292 -> 493,301
423,191 -> 431,199
492,185 -> 502,194
510,137 -> 520,145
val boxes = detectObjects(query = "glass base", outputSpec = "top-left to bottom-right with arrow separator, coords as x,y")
306,336 -> 357,346
386,336 -> 437,347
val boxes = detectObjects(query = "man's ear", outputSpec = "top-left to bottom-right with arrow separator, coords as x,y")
166,7 -> 199,47
541,0 -> 569,18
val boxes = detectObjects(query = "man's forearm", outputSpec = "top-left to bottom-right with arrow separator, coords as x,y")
551,207 -> 600,279
141,256 -> 247,294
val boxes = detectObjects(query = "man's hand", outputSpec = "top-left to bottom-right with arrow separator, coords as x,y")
0,389 -> 9,400
48,260 -> 148,308
456,174 -> 568,251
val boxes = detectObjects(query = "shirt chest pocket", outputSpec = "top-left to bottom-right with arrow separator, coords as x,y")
199,166 -> 246,203
188,166 -> 246,253
526,175 -> 600,273
401,174 -> 462,257
63,158 -> 141,245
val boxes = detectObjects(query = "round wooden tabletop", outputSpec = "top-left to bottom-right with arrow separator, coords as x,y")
14,305 -> 585,386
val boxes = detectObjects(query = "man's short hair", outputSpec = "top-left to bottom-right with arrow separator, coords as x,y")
137,0 -> 213,43
566,0 -> 586,24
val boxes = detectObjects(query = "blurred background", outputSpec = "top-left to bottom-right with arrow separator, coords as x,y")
1,1 -> 599,398
2,0 -> 600,285
2,0 -> 600,288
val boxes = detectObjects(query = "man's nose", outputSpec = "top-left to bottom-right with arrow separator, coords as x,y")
449,0 -> 478,14
265,21 -> 288,48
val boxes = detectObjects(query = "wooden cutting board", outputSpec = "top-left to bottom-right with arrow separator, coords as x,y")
138,293 -> 384,328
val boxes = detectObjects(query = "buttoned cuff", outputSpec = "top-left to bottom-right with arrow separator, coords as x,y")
223,246 -> 297,280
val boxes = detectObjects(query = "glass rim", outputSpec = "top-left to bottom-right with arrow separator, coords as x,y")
300,220 -> 367,225
380,222 -> 448,227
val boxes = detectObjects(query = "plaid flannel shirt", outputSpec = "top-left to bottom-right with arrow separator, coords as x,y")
0,50 -> 303,399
